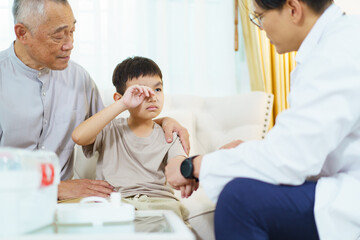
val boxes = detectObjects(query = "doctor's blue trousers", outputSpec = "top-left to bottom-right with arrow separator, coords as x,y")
214,178 -> 319,240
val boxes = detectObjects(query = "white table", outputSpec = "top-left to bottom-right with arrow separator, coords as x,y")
2,210 -> 195,240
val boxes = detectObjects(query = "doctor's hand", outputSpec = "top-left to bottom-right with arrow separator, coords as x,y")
165,156 -> 197,193
122,85 -> 155,109
57,179 -> 115,201
220,139 -> 244,150
179,180 -> 199,198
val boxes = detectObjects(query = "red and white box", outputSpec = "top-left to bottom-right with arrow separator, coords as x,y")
0,148 -> 60,236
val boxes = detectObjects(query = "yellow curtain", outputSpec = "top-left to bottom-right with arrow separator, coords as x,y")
237,0 -> 296,128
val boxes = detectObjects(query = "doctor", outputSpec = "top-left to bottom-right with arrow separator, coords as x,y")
165,0 -> 360,239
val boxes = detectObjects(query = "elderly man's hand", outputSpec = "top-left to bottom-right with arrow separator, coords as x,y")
155,117 -> 190,155
57,179 -> 115,200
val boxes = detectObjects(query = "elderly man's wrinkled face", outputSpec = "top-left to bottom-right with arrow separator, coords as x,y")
25,1 -> 76,70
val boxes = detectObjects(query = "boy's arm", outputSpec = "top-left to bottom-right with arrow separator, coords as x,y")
72,99 -> 128,146
72,85 -> 155,146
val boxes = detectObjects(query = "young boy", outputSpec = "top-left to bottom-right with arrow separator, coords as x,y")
72,57 -> 196,219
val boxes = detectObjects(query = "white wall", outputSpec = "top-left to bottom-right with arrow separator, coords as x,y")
335,0 -> 360,15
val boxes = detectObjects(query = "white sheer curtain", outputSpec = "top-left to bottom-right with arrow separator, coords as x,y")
0,0 -> 14,50
2,0 -> 357,96
68,0 -> 250,96
0,0 -> 250,96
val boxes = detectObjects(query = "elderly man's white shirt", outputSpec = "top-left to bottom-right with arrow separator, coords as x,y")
200,5 -> 360,240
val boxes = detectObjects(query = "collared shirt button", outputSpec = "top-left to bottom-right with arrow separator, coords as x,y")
42,92 -> 46,96
41,146 -> 45,150
44,119 -> 48,125
38,72 -> 42,77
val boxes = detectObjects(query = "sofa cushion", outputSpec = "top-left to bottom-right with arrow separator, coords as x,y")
197,125 -> 263,152
158,109 -> 197,156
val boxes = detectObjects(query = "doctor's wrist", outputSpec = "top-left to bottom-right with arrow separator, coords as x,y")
193,155 -> 203,179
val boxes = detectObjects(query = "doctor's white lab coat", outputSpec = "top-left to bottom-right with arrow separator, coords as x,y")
200,5 -> 360,240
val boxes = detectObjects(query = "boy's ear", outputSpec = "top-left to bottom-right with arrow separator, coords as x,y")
113,92 -> 122,101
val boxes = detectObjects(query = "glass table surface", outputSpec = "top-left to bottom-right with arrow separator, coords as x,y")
30,214 -> 171,235
2,210 -> 195,240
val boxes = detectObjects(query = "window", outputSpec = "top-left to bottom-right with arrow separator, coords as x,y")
1,0 -> 251,96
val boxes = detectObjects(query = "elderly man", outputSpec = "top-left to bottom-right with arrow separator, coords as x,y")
0,0 -> 189,201
166,0 -> 360,239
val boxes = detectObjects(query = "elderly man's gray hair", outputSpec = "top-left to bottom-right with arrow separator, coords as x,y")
12,0 -> 68,31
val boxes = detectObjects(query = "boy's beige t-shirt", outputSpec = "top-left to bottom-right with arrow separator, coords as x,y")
83,118 -> 186,199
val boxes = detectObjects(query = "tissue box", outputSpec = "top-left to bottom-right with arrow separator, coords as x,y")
0,148 -> 60,236
57,193 -> 135,225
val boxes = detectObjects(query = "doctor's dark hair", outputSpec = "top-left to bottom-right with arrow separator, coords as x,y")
254,0 -> 334,13
112,57 -> 163,95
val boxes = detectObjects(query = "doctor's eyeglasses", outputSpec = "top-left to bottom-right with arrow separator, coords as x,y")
249,12 -> 264,28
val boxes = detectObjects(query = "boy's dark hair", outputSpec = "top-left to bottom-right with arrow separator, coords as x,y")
254,0 -> 333,13
112,56 -> 163,95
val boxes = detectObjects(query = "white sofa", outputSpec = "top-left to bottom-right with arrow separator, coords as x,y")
73,90 -> 274,240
